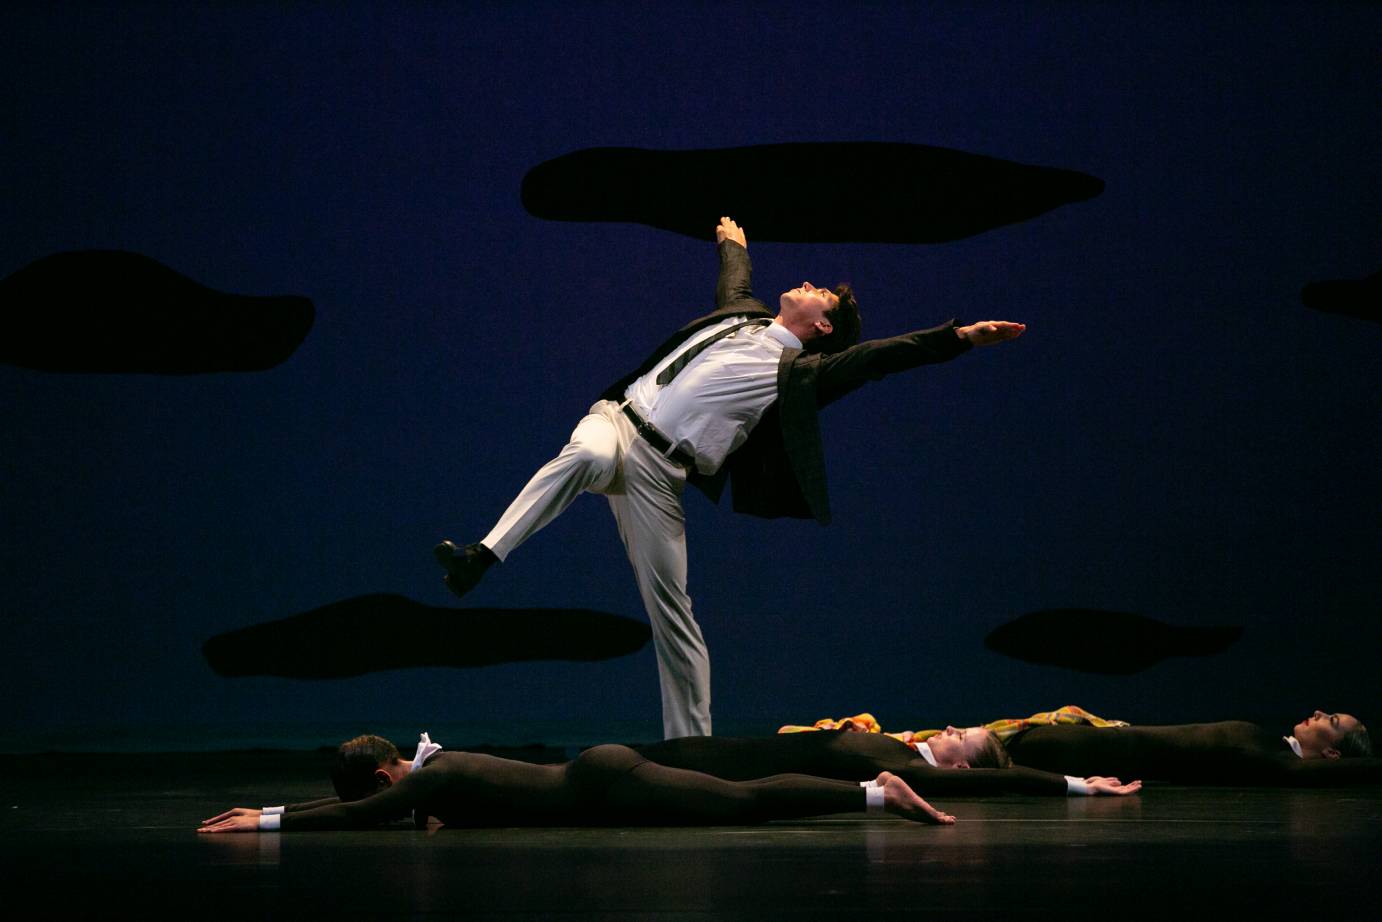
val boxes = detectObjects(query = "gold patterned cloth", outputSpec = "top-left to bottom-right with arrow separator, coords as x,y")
777,705 -> 1129,744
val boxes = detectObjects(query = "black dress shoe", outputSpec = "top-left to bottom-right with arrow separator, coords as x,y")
433,540 -> 497,599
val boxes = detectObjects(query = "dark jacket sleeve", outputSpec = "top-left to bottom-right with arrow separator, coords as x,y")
714,240 -> 767,315
814,320 -> 971,408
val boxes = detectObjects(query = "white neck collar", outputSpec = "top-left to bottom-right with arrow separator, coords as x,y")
410,731 -> 443,772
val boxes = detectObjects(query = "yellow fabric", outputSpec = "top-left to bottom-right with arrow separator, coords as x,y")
978,704 -> 1129,741
777,705 -> 1129,743
778,713 -> 883,734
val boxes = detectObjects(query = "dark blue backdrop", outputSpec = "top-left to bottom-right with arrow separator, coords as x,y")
2,2 -> 1378,745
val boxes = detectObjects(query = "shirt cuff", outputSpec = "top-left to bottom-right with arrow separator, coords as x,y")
258,812 -> 282,831
262,805 -> 285,815
948,320 -> 975,352
1065,776 -> 1091,796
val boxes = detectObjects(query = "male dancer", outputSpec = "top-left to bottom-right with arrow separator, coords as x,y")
436,217 -> 1024,737
199,734 -> 957,832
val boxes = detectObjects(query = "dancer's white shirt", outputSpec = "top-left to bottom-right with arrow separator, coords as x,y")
625,317 -> 801,475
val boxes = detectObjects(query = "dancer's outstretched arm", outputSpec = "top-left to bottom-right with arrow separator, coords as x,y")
713,217 -> 764,313
904,766 -> 1140,797
201,796 -> 340,828
200,770 -> 438,833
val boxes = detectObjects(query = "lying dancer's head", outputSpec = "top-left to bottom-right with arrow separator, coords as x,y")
777,282 -> 861,354
926,725 -> 1012,770
1294,711 -> 1370,760
332,735 -> 409,801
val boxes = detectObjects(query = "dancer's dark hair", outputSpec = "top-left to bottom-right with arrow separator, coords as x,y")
332,734 -> 401,801
805,284 -> 861,354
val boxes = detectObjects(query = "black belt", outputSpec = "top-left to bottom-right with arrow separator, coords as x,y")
621,403 -> 696,469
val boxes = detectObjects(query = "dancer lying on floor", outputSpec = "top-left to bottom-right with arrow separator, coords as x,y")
785,707 -> 1376,785
629,726 -> 1140,796
198,736 -> 955,833
998,710 -> 1376,784
202,727 -> 1140,835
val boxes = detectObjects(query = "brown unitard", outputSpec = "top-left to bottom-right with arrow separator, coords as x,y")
277,744 -> 878,830
1002,721 -> 1382,785
631,730 -> 1079,794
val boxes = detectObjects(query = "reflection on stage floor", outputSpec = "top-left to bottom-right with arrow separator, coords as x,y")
2,751 -> 1377,917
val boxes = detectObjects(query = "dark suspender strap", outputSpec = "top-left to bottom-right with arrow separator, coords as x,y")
655,318 -> 772,385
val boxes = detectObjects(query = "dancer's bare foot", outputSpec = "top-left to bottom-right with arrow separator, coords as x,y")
879,772 -> 955,825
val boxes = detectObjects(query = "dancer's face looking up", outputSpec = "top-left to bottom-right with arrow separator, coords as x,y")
926,726 -> 989,769
777,282 -> 838,341
1294,711 -> 1363,759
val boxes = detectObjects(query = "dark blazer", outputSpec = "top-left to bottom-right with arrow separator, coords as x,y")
600,240 -> 971,525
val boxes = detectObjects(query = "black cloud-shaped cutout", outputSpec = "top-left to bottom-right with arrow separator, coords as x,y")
984,608 -> 1242,675
522,143 -> 1103,243
1301,269 -> 1381,325
0,250 -> 314,373
203,593 -> 652,679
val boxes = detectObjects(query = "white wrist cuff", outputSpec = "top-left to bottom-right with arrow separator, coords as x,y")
262,805 -> 285,815
865,785 -> 886,813
1065,776 -> 1091,796
258,812 -> 282,830
859,779 -> 880,789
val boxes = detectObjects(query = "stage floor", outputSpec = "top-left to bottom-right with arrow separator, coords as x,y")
3,751 -> 1378,917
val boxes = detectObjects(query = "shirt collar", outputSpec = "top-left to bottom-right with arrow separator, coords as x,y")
914,740 -> 939,767
410,731 -> 443,772
763,320 -> 803,350
1283,735 -> 1303,759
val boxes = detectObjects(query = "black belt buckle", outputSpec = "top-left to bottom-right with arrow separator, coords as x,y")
622,403 -> 693,469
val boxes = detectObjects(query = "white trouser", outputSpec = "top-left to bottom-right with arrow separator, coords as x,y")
481,399 -> 710,738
